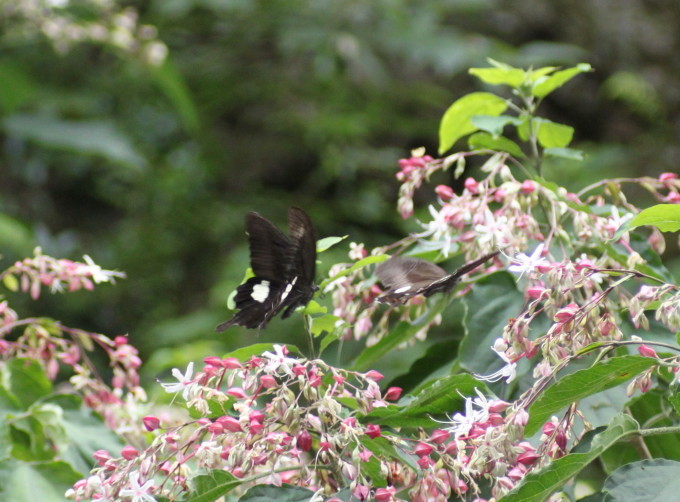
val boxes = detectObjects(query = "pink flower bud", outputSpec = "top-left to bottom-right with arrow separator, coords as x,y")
296,430 -> 313,452
417,456 -> 434,469
464,177 -> 479,194
226,387 -> 247,399
527,286 -> 547,300
430,429 -> 450,444
445,441 -> 458,455
542,422 -> 556,435
659,172 -> 678,182
663,192 -> 680,203
222,357 -> 242,369
121,445 -> 138,460
249,410 -> 265,423
196,417 -> 212,426
384,386 -> 402,401
364,370 -> 384,381
638,344 -> 658,358
365,424 -> 381,438
216,416 -> 242,432
208,422 -> 224,434
203,356 -> 223,367
260,374 -> 277,388
93,449 -> 112,466
358,448 -> 373,462
414,442 -> 434,457
375,486 -> 396,502
516,451 -> 540,465
554,303 -> 579,323
521,180 -> 537,194
435,184 -> 455,201
352,484 -> 370,501
249,421 -> 263,435
456,479 -> 468,494
488,400 -> 510,413
142,415 -> 161,431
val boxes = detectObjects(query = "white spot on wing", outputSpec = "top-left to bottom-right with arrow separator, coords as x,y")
280,277 -> 298,301
395,285 -> 412,293
251,281 -> 270,303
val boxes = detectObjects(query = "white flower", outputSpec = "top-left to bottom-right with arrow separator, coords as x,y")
262,344 -> 297,376
443,388 -> 491,438
507,244 -> 547,279
82,255 -> 127,284
160,362 -> 195,401
475,347 -> 517,384
119,471 -> 156,502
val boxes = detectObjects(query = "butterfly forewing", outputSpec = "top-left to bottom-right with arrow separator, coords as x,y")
216,207 -> 318,331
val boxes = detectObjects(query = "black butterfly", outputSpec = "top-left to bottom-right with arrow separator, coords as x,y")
375,251 -> 500,305
216,207 -> 318,331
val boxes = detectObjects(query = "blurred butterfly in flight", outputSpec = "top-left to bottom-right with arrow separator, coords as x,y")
375,250 -> 500,305
216,207 -> 318,331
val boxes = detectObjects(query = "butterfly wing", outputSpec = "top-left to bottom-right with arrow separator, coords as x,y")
215,276 -> 287,331
280,207 -> 318,318
375,256 -> 448,304
421,250 -> 500,297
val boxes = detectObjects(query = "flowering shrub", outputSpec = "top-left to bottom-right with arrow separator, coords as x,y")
1,61 -> 680,501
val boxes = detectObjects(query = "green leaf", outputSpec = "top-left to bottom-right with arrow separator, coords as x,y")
388,339 -> 460,394
0,213 -> 33,256
360,435 -> 417,476
0,459 -> 81,502
238,484 -> 316,501
310,313 -> 342,337
460,273 -> 524,376
468,132 -> 525,158
525,356 -> 658,436
503,414 -> 638,502
535,118 -> 574,148
438,92 -> 508,154
629,204 -> 680,233
366,374 -> 483,428
317,235 -> 348,252
3,114 -> 146,169
531,63 -> 593,98
303,300 -> 327,315
469,60 -> 526,88
544,147 -> 585,161
4,359 -> 53,410
603,459 -> 680,502
352,296 -> 448,371
2,274 -> 18,292
469,115 -> 522,137
185,470 -> 241,502
318,254 -> 387,290
0,63 -> 37,113
150,58 -> 201,135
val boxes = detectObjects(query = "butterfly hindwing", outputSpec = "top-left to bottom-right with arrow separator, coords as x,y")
216,208 -> 318,331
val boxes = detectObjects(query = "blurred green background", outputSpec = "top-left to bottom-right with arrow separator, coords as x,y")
1,0 -> 678,377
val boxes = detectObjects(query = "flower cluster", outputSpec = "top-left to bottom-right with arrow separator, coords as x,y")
5,0 -> 168,65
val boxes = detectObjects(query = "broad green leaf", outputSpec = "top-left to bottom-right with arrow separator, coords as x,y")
535,118 -> 574,148
468,132 -> 525,158
238,484 -> 315,501
0,214 -> 33,256
0,63 -> 37,113
629,204 -> 680,233
626,391 -> 680,462
0,422 -> 10,462
603,459 -> 680,502
303,300 -> 327,315
319,330 -> 341,355
438,92 -> 508,154
503,414 -> 638,502
0,459 -> 81,502
44,394 -> 123,476
544,147 -> 585,161
366,374 -> 482,428
360,435 -> 418,475
469,60 -> 526,88
352,296 -> 448,371
525,356 -> 658,436
469,115 -> 523,137
318,254 -> 387,289
4,358 -> 52,410
150,58 -> 201,135
317,235 -> 347,252
668,392 -> 680,415
3,114 -> 146,169
388,339 -> 460,394
185,470 -> 240,502
532,63 -> 593,98
460,273 -> 524,376
10,416 -> 55,462
310,313 -> 341,337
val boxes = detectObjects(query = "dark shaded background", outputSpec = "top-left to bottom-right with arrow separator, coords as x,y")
1,0 -> 678,375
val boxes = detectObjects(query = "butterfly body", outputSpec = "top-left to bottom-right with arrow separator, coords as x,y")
375,251 -> 499,305
216,207 -> 317,331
